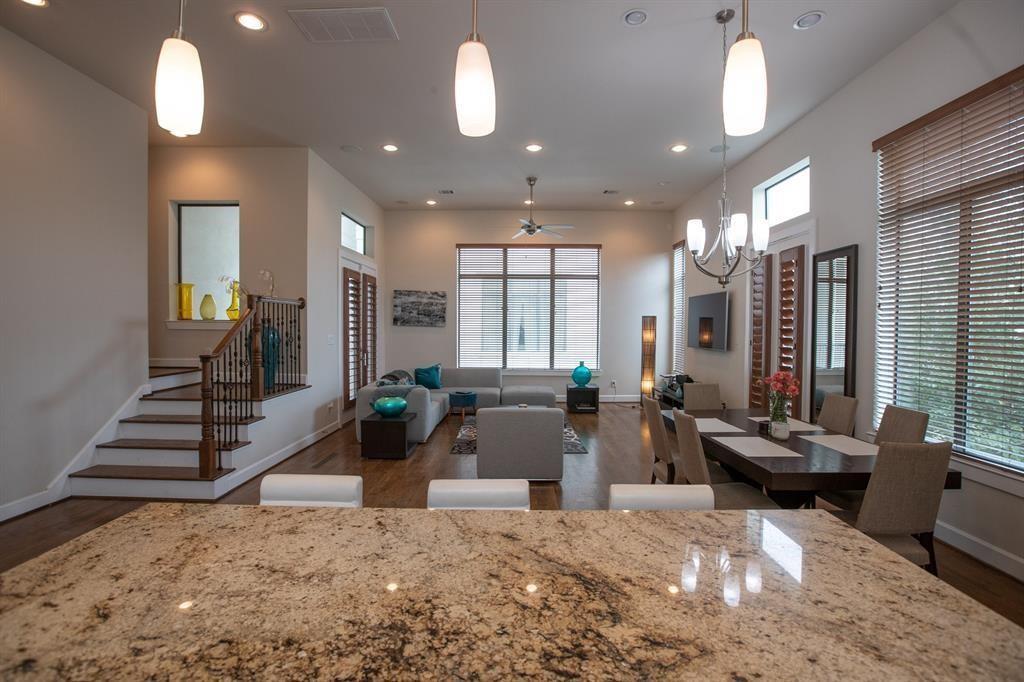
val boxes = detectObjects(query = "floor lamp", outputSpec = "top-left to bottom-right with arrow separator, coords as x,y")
641,316 -> 656,398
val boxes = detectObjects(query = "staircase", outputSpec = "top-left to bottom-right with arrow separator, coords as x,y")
69,296 -> 310,499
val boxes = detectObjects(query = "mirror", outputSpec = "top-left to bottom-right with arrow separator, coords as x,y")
810,245 -> 857,421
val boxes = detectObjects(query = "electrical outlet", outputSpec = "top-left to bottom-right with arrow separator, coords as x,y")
327,401 -> 335,412
327,334 -> 336,346
610,380 -> 617,389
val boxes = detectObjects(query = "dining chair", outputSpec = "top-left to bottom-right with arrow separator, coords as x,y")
683,383 -> 724,411
829,441 -> 952,574
672,411 -> 780,510
259,474 -> 363,508
608,484 -> 714,511
816,394 -> 858,436
642,396 -> 733,485
426,479 -> 530,510
819,403 -> 929,511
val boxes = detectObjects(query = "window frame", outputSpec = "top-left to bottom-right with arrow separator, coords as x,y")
753,157 -> 811,231
456,244 -> 602,371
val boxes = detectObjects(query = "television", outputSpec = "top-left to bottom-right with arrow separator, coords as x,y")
687,291 -> 728,351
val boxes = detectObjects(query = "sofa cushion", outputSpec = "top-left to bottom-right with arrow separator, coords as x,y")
415,364 -> 442,389
438,367 -> 502,389
501,385 -> 557,407
432,387 -> 501,408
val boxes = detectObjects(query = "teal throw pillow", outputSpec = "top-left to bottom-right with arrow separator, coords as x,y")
414,364 -> 442,390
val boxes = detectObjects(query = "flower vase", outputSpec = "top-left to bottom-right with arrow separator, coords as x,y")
199,294 -> 217,321
769,394 -> 790,440
571,361 -> 592,387
226,281 -> 241,320
176,283 -> 194,320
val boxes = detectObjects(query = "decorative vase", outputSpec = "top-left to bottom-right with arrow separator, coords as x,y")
768,393 -> 789,440
176,283 -> 194,320
373,396 -> 408,418
769,421 -> 790,440
571,361 -> 592,387
199,294 -> 217,320
226,281 -> 240,320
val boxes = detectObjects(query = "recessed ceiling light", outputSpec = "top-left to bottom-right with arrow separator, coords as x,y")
234,12 -> 267,31
793,10 -> 826,30
20,0 -> 48,6
623,9 -> 647,26
670,144 -> 688,153
381,144 -> 399,153
624,200 -> 635,206
426,200 -> 437,206
525,143 -> 543,152
524,199 -> 534,205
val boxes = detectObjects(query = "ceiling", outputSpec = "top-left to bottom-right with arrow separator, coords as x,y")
0,0 -> 957,210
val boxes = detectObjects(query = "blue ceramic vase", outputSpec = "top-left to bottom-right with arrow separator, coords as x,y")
373,396 -> 408,418
571,361 -> 592,387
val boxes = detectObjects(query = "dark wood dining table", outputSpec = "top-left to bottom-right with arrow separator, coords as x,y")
662,407 -> 962,508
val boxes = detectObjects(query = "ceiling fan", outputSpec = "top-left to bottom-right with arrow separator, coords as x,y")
513,177 -> 575,239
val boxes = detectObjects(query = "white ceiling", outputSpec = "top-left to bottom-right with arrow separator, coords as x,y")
0,0 -> 957,210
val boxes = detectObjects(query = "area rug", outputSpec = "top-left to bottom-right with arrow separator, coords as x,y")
449,417 -> 588,455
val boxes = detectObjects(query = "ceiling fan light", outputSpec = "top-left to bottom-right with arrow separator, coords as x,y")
686,219 -> 706,255
454,39 -> 496,137
752,220 -> 769,252
728,212 -> 748,248
155,37 -> 204,137
723,36 -> 766,136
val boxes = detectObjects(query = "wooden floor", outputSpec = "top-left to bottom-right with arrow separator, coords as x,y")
2,403 -> 1023,627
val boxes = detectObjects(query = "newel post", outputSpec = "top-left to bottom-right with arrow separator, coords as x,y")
198,355 -> 216,479
249,294 -> 265,401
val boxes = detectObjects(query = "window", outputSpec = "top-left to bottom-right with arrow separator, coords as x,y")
178,204 -> 239,320
814,257 -> 847,370
457,245 -> 600,370
342,213 -> 366,254
874,72 -> 1023,471
754,158 -> 810,229
672,241 -> 686,373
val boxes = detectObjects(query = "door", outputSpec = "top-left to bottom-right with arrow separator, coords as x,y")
342,267 -> 379,410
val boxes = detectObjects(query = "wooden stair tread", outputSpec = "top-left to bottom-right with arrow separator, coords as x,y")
96,438 -> 251,451
70,465 -> 234,481
120,414 -> 264,425
148,366 -> 199,378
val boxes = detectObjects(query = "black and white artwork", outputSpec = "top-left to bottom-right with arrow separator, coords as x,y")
392,290 -> 447,327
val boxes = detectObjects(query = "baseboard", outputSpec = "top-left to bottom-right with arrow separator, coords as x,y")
935,520 -> 1024,582
0,384 -> 151,523
212,421 -> 340,498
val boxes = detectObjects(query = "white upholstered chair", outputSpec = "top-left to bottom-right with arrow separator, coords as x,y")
259,474 -> 363,508
427,479 -> 530,510
683,383 -> 724,411
608,484 -> 714,511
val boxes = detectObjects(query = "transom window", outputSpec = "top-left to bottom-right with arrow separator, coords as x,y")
342,213 -> 367,255
754,158 -> 810,229
457,245 -> 601,370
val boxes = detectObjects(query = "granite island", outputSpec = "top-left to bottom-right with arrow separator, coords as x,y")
1,504 -> 1021,679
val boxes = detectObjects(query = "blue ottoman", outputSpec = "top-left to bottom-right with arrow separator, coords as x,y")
448,391 -> 477,421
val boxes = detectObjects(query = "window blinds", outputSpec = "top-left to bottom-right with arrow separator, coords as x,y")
874,74 -> 1023,471
457,245 -> 600,370
815,258 -> 847,370
672,242 -> 686,374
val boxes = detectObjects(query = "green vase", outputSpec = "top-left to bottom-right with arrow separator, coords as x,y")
571,361 -> 592,387
373,396 -> 408,418
199,294 -> 217,321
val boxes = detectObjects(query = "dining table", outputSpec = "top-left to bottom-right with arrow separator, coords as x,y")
662,407 -> 962,508
0,503 -> 1021,679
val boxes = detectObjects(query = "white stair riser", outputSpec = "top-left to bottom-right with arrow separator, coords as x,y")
149,372 -> 200,392
139,399 -> 202,415
117,422 -> 251,440
70,476 -> 216,500
95,448 -> 198,467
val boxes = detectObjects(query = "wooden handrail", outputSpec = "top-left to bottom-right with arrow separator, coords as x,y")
206,308 -> 255,359
255,295 -> 306,308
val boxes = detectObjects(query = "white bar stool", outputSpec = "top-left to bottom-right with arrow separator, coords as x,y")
259,474 -> 363,508
427,479 -> 530,510
608,484 -> 714,511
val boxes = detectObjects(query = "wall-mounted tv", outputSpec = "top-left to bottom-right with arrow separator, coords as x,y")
687,291 -> 728,351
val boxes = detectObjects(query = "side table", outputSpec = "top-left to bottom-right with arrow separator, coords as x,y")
361,412 -> 417,459
566,384 -> 599,414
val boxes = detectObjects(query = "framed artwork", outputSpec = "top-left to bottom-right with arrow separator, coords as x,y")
393,290 -> 446,327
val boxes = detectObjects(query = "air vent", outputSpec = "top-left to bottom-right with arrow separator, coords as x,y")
438,189 -> 455,195
602,189 -> 619,195
288,7 -> 399,43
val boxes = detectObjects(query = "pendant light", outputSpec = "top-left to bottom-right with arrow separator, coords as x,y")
155,0 -> 204,138
454,0 -> 496,137
722,0 -> 766,136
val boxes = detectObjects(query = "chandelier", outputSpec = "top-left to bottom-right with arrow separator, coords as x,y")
686,8 -> 769,287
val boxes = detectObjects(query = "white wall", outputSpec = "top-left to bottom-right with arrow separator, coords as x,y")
673,0 -> 1024,577
382,210 -> 674,397
0,27 -> 148,510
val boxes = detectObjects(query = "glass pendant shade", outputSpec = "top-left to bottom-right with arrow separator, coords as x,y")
752,220 -> 769,252
723,37 -> 766,136
728,212 -> 748,248
686,219 -> 706,255
454,39 -> 496,137
155,37 -> 204,137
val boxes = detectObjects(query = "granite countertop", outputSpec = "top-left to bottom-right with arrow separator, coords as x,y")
1,504 -> 1021,679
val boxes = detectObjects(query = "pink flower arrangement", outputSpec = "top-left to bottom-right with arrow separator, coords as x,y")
763,370 -> 800,398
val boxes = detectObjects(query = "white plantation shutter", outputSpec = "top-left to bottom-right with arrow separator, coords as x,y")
457,245 -> 601,369
672,242 -> 686,374
874,72 -> 1024,471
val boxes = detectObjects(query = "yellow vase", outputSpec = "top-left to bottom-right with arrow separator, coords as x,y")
200,294 -> 217,321
226,281 -> 240,320
176,283 -> 194,320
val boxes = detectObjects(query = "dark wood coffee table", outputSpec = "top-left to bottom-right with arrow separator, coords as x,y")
361,412 -> 417,459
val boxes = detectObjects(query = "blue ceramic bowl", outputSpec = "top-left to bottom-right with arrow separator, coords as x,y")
373,396 -> 408,418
